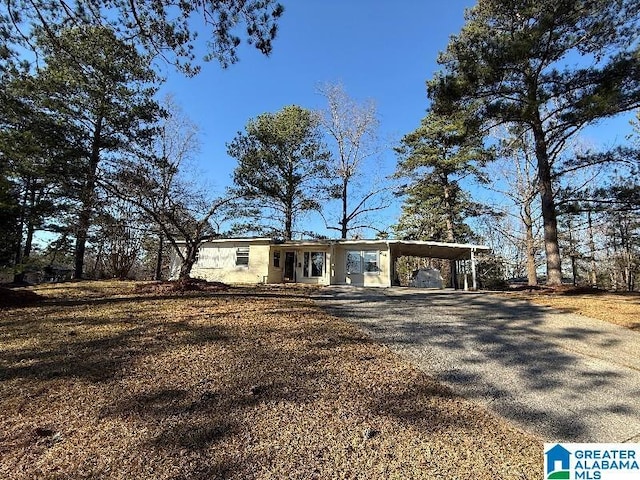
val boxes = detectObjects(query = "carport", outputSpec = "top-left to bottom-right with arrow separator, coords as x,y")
387,240 -> 491,290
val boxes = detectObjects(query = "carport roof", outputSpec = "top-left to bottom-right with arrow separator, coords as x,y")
387,240 -> 490,260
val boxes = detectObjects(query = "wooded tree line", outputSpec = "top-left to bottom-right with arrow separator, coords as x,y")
0,0 -> 390,281
0,0 -> 286,281
394,0 -> 640,290
1,0 -> 639,289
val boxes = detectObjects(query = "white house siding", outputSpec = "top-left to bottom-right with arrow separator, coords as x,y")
267,247 -> 284,283
189,241 -> 271,284
332,244 -> 392,287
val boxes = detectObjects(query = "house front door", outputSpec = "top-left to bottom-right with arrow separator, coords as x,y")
283,251 -> 295,282
345,250 -> 364,286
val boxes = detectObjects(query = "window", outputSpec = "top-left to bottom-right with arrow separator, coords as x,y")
311,252 -> 324,276
346,250 -> 380,275
273,250 -> 281,268
196,247 -> 221,267
346,251 -> 362,274
303,251 -> 325,277
363,251 -> 380,273
235,247 -> 249,266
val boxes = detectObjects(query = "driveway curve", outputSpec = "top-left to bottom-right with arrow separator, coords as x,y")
313,287 -> 640,443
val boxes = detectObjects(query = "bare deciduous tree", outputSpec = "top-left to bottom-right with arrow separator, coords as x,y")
486,127 -> 542,286
149,95 -> 200,279
105,95 -> 235,280
317,82 -> 389,238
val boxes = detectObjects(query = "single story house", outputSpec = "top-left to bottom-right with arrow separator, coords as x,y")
170,238 -> 490,289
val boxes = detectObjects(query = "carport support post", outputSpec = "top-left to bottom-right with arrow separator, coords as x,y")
450,260 -> 459,290
471,248 -> 477,291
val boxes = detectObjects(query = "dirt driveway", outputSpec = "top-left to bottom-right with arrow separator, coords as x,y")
314,287 -> 640,443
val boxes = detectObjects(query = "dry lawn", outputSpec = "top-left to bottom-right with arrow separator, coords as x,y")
1,281 -> 542,479
501,288 -> 640,331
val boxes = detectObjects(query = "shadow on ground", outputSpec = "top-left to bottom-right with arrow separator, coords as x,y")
1,287 -> 545,479
314,287 -> 640,442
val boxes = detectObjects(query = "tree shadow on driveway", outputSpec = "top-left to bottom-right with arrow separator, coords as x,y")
314,288 -> 640,442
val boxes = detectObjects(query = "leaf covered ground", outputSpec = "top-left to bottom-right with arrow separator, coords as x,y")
501,287 -> 640,331
1,281 -> 542,479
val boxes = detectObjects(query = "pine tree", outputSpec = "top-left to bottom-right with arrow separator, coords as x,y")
30,26 -> 160,278
430,0 -> 640,285
227,105 -> 330,240
395,109 -> 490,243
2,0 -> 284,74
395,109 -> 490,289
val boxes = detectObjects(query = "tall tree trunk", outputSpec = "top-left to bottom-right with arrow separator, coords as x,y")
531,118 -> 562,286
284,203 -> 293,241
92,242 -> 103,279
610,243 -> 620,291
443,181 -> 458,289
587,209 -> 597,287
13,178 -> 29,283
283,159 -> 294,241
19,220 -> 36,282
178,243 -> 197,280
74,205 -> 91,279
523,201 -> 537,286
154,233 -> 164,281
567,217 -> 577,286
74,116 -> 103,279
443,183 -> 455,243
13,235 -> 24,283
626,248 -> 633,293
341,178 -> 348,239
23,223 -> 34,259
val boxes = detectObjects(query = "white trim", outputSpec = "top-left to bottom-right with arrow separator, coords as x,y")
172,237 -> 490,252
387,240 -> 491,251
173,237 -> 273,245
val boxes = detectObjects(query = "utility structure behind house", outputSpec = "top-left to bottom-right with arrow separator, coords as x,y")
169,238 -> 490,289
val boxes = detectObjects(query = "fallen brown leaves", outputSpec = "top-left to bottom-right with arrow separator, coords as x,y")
502,288 -> 640,331
134,278 -> 230,294
0,286 -> 42,307
0,281 -> 542,479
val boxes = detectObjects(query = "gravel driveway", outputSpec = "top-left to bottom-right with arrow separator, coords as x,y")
314,287 -> 640,443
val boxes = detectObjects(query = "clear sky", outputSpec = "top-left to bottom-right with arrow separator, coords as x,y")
158,0 -> 636,238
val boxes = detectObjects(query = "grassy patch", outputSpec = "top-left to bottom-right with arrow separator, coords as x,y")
1,281 -> 542,479
501,289 -> 640,331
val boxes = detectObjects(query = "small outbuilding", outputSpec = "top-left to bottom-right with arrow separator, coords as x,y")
409,268 -> 444,289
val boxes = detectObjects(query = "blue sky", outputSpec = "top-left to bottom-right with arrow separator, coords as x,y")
158,0 -> 636,238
